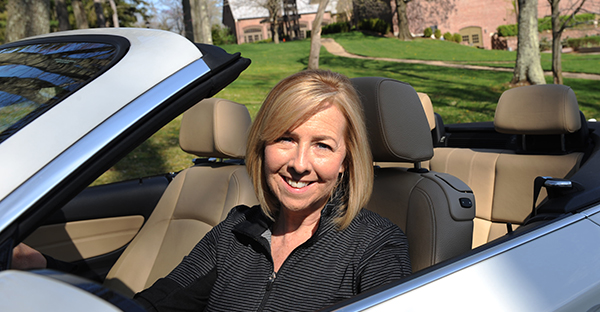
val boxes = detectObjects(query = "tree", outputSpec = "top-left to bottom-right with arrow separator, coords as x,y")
393,0 -> 412,40
308,0 -> 330,69
182,0 -> 194,40
94,0 -> 107,27
190,0 -> 212,43
511,0 -> 545,85
150,0 -> 185,34
547,0 -> 598,84
6,0 -> 50,42
56,0 -> 70,31
258,0 -> 281,44
108,0 -> 120,27
72,0 -> 90,29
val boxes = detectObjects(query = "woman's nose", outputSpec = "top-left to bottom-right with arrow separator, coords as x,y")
289,144 -> 311,174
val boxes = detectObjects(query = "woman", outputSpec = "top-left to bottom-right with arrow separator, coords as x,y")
14,70 -> 411,311
134,70 -> 411,311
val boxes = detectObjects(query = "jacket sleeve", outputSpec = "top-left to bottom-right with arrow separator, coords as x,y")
133,208 -> 235,312
356,224 -> 412,293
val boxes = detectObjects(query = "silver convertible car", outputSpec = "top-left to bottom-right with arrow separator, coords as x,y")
0,28 -> 599,311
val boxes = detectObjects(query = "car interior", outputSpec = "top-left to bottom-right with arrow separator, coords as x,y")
20,77 -> 596,299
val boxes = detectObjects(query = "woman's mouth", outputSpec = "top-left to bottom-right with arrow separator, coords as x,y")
286,178 -> 310,189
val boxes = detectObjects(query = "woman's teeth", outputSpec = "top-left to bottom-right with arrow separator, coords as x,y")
287,178 -> 309,188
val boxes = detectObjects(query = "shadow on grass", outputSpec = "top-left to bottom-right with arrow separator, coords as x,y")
317,54 -> 507,118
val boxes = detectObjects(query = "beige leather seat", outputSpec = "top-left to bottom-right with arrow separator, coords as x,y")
352,77 -> 475,272
429,85 -> 586,248
104,98 -> 258,297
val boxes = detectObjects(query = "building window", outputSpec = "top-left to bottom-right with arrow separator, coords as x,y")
299,23 -> 308,39
244,28 -> 262,43
472,34 -> 479,44
462,35 -> 469,42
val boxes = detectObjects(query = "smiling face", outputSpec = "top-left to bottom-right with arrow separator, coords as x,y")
264,104 -> 347,215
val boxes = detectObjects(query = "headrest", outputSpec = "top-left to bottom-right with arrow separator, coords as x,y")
351,77 -> 434,163
179,98 -> 251,159
417,92 -> 436,131
494,85 -> 581,135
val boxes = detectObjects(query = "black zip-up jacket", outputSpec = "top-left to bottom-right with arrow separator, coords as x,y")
135,203 -> 411,312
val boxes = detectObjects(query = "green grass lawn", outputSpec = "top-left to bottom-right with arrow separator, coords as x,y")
329,32 -> 600,75
94,32 -> 600,185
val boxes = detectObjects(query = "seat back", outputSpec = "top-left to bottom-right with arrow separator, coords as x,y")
429,85 -> 585,247
352,77 -> 475,272
104,98 -> 258,296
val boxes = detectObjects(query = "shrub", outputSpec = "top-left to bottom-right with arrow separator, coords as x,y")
212,24 -> 236,45
358,18 -> 390,34
498,13 -> 597,37
423,27 -> 433,38
539,37 -> 552,51
453,33 -> 462,43
497,24 -> 518,37
566,35 -> 600,50
434,28 -> 442,39
443,32 -> 452,41
322,21 -> 351,35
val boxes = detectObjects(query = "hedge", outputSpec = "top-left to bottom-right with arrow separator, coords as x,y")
566,35 -> 600,49
322,21 -> 352,35
497,13 -> 597,36
358,18 -> 390,34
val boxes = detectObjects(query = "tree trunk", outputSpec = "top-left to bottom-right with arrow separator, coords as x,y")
308,0 -> 330,69
396,0 -> 412,40
182,0 -> 194,41
94,0 -> 106,28
56,0 -> 70,31
511,0 -> 545,85
198,0 -> 213,44
549,0 -> 587,85
271,15 -> 279,44
390,0 -> 398,36
190,0 -> 201,42
6,0 -> 50,42
551,0 -> 563,84
72,0 -> 89,29
108,0 -> 119,27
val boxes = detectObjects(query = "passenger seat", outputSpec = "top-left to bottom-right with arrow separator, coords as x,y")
429,85 -> 587,248
352,77 -> 476,272
104,98 -> 258,297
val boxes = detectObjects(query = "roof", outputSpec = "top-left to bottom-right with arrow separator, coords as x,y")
227,0 -> 338,21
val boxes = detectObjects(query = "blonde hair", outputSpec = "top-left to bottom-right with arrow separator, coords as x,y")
246,69 -> 373,230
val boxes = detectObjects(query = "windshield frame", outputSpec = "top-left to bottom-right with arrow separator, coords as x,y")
0,35 -> 130,143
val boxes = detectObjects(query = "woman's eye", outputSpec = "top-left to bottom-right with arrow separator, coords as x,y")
276,137 -> 292,143
317,143 -> 332,150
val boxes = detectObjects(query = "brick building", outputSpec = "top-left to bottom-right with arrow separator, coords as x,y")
407,0 -> 598,50
223,0 -> 338,44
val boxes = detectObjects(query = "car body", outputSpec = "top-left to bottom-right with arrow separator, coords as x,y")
0,28 -> 600,311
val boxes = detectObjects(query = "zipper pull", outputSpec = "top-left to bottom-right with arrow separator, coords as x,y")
266,271 -> 276,290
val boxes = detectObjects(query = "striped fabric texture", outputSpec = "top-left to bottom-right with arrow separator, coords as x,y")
135,203 -> 411,312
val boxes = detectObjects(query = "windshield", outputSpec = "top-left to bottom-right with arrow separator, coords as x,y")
0,41 -> 119,143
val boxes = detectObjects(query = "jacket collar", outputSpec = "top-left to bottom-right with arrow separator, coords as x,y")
232,197 -> 343,250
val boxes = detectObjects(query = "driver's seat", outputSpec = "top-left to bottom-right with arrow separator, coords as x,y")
352,77 -> 475,272
104,98 -> 258,297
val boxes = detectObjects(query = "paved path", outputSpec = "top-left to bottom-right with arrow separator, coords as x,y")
321,38 -> 600,81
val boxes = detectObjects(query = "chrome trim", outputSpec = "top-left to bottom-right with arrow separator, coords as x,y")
0,59 -> 210,235
583,203 -> 600,227
582,203 -> 600,218
335,212 -> 587,311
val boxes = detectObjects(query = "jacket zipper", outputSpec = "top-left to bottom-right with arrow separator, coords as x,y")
257,271 -> 277,312
255,220 -> 322,311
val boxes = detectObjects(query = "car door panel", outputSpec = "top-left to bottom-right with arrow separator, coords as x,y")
23,174 -> 172,280
24,215 -> 144,262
